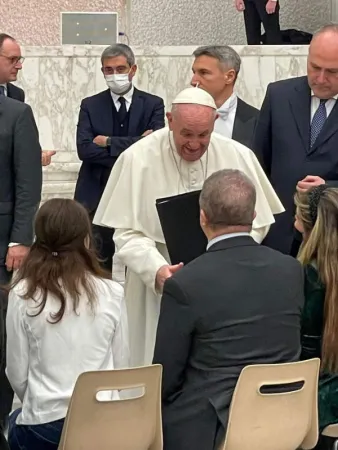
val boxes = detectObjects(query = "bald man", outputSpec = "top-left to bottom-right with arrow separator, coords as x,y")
254,24 -> 338,256
94,87 -> 284,366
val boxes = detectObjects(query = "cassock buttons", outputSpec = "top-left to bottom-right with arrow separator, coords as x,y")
121,124 -> 124,127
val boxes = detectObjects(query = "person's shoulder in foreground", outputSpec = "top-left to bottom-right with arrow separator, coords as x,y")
170,239 -> 303,287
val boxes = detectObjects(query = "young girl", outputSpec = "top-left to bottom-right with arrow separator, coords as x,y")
295,185 -> 338,431
6,198 -> 129,450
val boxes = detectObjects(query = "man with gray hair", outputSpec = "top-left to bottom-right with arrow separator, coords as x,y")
191,45 -> 259,148
153,168 -> 304,450
75,43 -> 165,271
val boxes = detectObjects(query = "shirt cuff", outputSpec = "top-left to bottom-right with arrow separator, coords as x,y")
8,243 -> 20,247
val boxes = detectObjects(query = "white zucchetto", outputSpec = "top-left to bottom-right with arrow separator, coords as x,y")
172,87 -> 217,110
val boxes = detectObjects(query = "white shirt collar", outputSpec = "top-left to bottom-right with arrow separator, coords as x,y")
110,85 -> 134,104
217,93 -> 238,120
207,232 -> 250,250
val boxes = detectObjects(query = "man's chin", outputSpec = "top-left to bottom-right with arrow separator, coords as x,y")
181,151 -> 203,162
312,86 -> 333,99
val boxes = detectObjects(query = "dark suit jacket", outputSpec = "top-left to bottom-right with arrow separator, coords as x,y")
153,236 -> 304,450
232,97 -> 259,148
7,82 -> 25,102
0,96 -> 42,283
254,76 -> 338,254
74,87 -> 165,212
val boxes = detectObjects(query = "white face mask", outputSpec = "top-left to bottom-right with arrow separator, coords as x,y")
105,73 -> 131,94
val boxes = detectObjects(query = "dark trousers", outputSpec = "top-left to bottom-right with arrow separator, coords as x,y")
243,0 -> 282,44
8,408 -> 64,450
0,264 -> 13,450
91,222 -> 115,273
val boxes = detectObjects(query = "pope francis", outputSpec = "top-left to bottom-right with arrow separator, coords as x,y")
94,87 -> 284,367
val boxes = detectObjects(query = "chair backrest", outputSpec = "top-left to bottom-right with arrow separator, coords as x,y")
220,359 -> 320,450
58,364 -> 163,450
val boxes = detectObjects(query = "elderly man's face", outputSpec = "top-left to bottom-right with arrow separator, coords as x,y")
166,105 -> 216,162
307,32 -> 338,99
0,38 -> 23,84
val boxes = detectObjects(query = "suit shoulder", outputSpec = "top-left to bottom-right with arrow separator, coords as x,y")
8,82 -> 24,95
268,76 -> 307,94
135,88 -> 163,104
2,96 -> 31,113
237,97 -> 260,116
260,245 -> 302,270
80,89 -> 111,106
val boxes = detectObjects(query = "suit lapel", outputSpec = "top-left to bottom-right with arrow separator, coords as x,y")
128,88 -> 144,136
309,100 -> 338,155
289,78 -> 311,153
102,89 -> 115,135
232,102 -> 246,142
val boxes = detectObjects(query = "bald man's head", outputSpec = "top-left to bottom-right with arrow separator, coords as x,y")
308,25 -> 338,99
167,103 -> 217,162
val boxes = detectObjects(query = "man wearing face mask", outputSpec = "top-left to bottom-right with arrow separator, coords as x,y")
75,44 -> 165,272
93,87 -> 284,367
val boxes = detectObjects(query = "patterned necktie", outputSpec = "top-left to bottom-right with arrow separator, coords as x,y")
310,99 -> 327,148
117,97 -> 127,124
0,86 -> 4,95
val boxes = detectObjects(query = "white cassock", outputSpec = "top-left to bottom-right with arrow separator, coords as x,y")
94,127 -> 284,367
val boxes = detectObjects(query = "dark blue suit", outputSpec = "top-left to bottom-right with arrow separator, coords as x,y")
75,87 -> 165,212
74,87 -> 165,270
254,76 -> 338,255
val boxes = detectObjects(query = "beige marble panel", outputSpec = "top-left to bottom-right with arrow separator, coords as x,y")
14,45 -> 309,200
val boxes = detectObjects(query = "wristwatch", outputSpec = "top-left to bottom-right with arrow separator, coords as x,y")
106,136 -> 111,147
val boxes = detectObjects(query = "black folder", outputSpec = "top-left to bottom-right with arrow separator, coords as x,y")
156,190 -> 207,265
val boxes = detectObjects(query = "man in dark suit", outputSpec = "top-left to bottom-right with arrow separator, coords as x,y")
0,95 -> 42,449
0,33 -> 55,167
254,24 -> 338,256
75,43 -> 165,271
235,0 -> 282,45
191,46 -> 259,149
153,168 -> 303,450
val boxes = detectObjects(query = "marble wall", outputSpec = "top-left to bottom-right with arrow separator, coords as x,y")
17,45 -> 309,201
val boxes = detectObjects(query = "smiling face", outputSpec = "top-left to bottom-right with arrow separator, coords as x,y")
307,31 -> 338,99
166,104 -> 217,162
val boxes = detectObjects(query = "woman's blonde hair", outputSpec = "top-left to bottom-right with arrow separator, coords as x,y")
295,186 -> 338,372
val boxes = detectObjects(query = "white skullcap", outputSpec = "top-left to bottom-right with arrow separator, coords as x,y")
172,87 -> 217,110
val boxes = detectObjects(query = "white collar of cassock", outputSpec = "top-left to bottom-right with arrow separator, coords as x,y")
217,92 -> 238,120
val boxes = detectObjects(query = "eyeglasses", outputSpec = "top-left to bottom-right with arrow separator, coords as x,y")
0,54 -> 25,65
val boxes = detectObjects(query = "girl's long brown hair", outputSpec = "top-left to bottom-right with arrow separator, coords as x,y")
11,198 -> 110,324
295,187 -> 338,372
